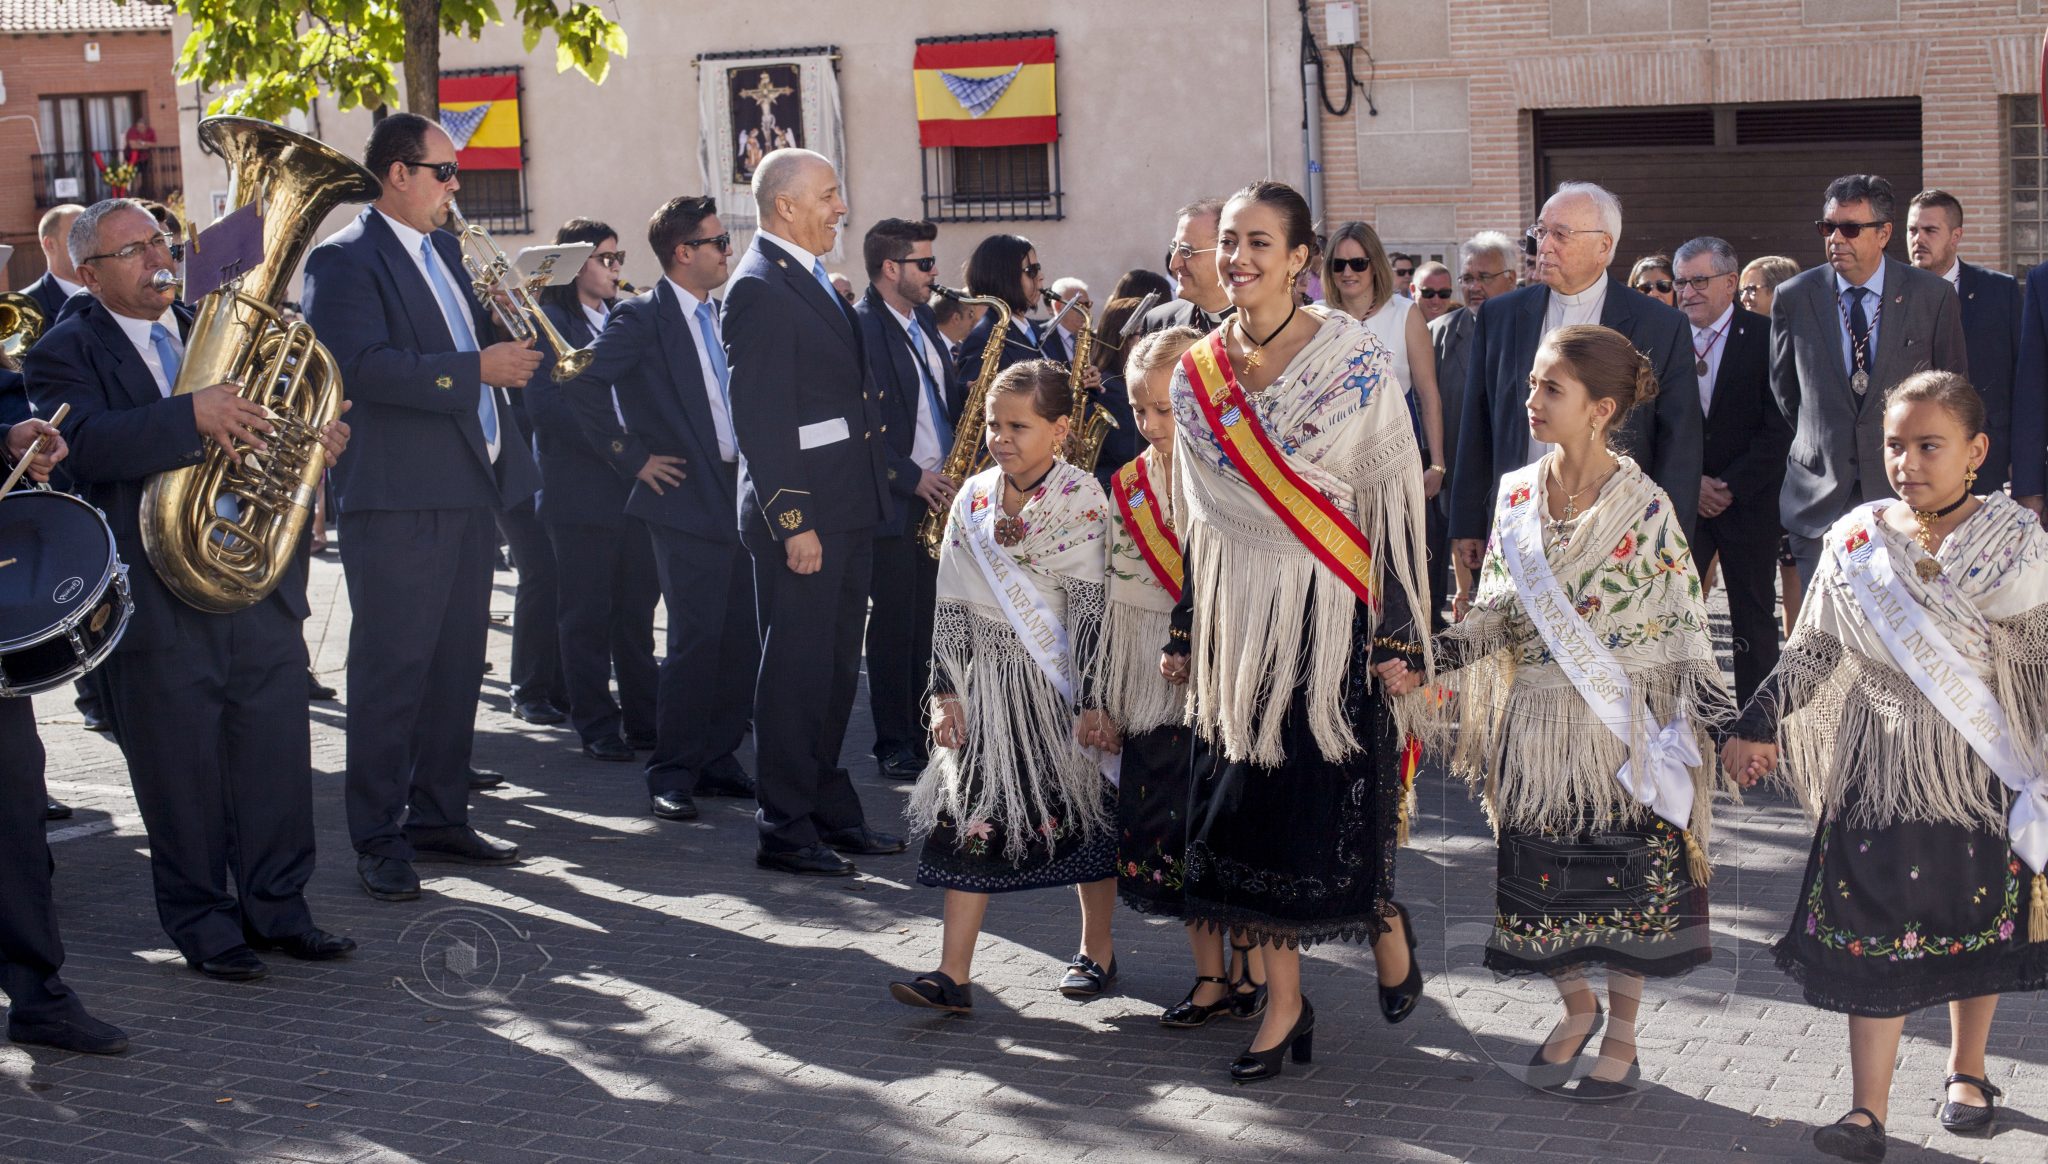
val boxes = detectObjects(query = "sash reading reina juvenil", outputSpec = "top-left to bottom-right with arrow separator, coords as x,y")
1110,457 -> 1182,601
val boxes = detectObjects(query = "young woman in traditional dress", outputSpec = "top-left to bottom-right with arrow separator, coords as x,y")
888,360 -> 1124,1014
1378,324 -> 1732,1098
1722,372 -> 2048,1160
1097,324 -> 1269,1026
1162,181 -> 1429,1083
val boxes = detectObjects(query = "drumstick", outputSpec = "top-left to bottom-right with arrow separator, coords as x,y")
0,403 -> 70,502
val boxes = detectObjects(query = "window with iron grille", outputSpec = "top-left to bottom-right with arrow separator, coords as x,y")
2011,96 -> 2045,273
916,31 -> 1064,223
440,66 -> 532,235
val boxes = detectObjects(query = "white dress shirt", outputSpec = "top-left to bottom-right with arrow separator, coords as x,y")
50,273 -> 84,300
757,228 -> 820,272
665,277 -> 737,462
109,308 -> 183,397
377,209 -> 500,462
885,300 -> 945,472
1941,260 -> 1961,292
1692,303 -> 1736,416
582,300 -> 629,429
1528,278 -> 1610,463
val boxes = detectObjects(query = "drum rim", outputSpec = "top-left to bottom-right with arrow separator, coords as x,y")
0,567 -> 132,696
0,490 -> 125,654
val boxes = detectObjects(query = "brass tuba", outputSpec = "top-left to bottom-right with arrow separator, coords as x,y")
1043,289 -> 1118,472
140,116 -> 380,613
917,285 -> 1012,558
0,292 -> 45,361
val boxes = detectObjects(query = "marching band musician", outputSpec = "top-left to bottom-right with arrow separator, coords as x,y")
28,199 -> 355,980
954,234 -> 1050,387
302,113 -> 542,903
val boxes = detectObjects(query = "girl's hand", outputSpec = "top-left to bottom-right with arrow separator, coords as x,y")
1372,658 -> 1420,696
1159,651 -> 1189,687
931,696 -> 966,751
1719,738 -> 1779,788
1074,708 -> 1122,755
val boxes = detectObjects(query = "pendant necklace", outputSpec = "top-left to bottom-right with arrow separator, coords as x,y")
1909,490 -> 1973,582
1546,460 -> 1615,544
995,465 -> 1054,547
1235,301 -> 1298,371
1692,313 -> 1733,377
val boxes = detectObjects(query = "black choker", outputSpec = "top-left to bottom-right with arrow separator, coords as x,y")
1004,466 -> 1054,496
1236,302 -> 1298,370
1912,492 -> 1971,520
1908,491 -> 1974,581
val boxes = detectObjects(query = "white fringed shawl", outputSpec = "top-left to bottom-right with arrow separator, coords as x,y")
1170,309 -> 1432,766
1094,446 -> 1186,734
908,459 -> 1113,860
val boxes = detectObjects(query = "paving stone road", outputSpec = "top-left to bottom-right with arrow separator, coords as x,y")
1,552 -> 2042,1163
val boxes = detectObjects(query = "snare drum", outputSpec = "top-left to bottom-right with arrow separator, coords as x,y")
0,488 -> 133,696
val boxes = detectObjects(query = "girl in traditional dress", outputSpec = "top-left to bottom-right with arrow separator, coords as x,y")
1723,372 -> 2048,1160
1098,325 -> 1270,1026
888,360 -> 1123,1014
1162,181 -> 1428,1083
1379,324 -> 1732,1098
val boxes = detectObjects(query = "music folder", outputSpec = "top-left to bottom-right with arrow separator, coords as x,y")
512,243 -> 595,288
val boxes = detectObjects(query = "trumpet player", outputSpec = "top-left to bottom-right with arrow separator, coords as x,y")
28,199 -> 356,980
302,112 -> 542,903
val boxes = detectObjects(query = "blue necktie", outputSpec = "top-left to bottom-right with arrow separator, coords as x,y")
420,236 -> 495,449
903,319 -> 954,448
695,301 -> 730,405
149,322 -> 181,392
810,259 -> 839,305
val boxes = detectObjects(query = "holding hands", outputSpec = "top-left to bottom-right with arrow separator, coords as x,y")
1158,651 -> 1189,687
931,694 -> 966,751
1073,708 -> 1122,755
1372,658 -> 1422,696
1720,737 -> 1779,788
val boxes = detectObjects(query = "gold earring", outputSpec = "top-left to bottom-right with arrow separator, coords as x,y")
1966,465 -> 1979,488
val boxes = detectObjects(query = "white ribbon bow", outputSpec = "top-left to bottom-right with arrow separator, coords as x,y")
1615,713 -> 1700,832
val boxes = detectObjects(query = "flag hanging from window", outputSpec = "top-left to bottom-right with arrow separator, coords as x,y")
439,71 -> 523,170
913,33 -> 1056,148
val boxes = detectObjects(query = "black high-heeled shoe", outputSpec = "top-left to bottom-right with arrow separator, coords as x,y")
1378,901 -> 1422,1024
1160,975 -> 1235,1028
1524,999 -> 1602,1091
1937,1073 -> 2001,1137
1569,1049 -> 1641,1100
1227,938 -> 1267,1020
1812,1107 -> 1886,1162
1230,997 -> 1314,1084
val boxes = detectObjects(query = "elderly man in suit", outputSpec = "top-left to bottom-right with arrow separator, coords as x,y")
20,204 -> 85,321
2018,263 -> 2048,521
1674,236 -> 1789,707
1448,182 -> 1704,571
727,149 -> 902,876
1906,190 -> 2019,490
854,217 -> 961,781
561,195 -> 758,822
29,199 -> 355,978
1429,229 -> 1518,613
302,113 -> 544,902
1771,174 -> 1969,583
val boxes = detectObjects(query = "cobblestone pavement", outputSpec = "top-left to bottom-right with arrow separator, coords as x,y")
2,553 -> 2043,1164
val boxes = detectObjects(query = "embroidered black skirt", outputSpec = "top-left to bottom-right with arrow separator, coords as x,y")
916,773 -> 1117,895
1485,812 -> 1712,980
1114,723 -> 1195,917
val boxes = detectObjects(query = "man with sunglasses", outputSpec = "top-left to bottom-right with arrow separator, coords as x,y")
1767,173 -> 1967,584
1411,262 -> 1456,325
29,198 -> 356,978
1141,197 -> 1234,334
303,112 -> 544,903
1431,230 -> 1520,615
855,217 -> 961,781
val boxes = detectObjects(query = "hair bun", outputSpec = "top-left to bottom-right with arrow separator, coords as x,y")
1632,351 -> 1660,405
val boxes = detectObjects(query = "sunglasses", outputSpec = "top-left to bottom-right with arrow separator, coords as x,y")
1022,262 -> 1043,277
1416,287 -> 1453,299
1815,219 -> 1887,239
682,233 -> 732,252
1328,257 -> 1370,274
892,255 -> 938,272
402,159 -> 460,183
591,251 -> 627,269
1634,279 -> 1674,294
1392,267 -> 1415,279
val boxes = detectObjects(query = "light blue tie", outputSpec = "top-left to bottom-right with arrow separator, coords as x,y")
149,323 -> 181,391
695,301 -> 730,405
903,319 -> 954,448
420,236 -> 495,448
810,259 -> 840,305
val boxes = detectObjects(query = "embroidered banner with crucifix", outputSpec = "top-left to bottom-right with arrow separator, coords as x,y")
696,46 -> 846,259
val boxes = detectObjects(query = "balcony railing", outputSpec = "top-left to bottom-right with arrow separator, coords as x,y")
30,146 -> 183,211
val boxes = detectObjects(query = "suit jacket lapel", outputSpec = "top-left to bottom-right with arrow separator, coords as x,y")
1870,257 -> 1911,391
364,209 -> 458,352
1512,289 -> 1545,405
86,302 -> 172,409
755,237 -> 858,355
654,281 -> 722,466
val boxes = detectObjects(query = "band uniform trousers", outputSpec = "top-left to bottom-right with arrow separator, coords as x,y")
646,488 -> 758,796
498,496 -> 566,711
0,697 -> 84,1022
865,530 -> 939,763
1690,510 -> 1782,708
341,506 -> 496,860
747,522 -> 875,851
545,516 -> 660,748
98,599 -> 317,962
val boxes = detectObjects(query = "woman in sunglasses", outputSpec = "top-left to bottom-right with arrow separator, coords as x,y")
957,234 -> 1051,388
1323,222 -> 1446,503
1629,255 -> 1676,307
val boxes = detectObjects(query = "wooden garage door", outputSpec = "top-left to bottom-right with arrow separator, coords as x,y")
1534,100 -> 1922,273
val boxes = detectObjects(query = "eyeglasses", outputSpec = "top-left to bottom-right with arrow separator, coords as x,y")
1457,270 -> 1509,285
1525,223 -> 1612,248
1416,287 -> 1453,300
1738,284 -> 1766,300
1815,219 -> 1887,239
1328,257 -> 1370,274
891,255 -> 938,272
402,159 -> 461,183
682,233 -> 732,252
81,232 -> 177,265
1670,272 -> 1734,292
1164,242 -> 1219,264
1022,262 -> 1042,277
591,251 -> 627,269
1633,279 -> 1674,295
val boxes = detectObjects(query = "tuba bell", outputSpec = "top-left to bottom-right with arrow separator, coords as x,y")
0,291 -> 45,361
139,116 -> 381,613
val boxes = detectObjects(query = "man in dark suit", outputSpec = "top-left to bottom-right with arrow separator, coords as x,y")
727,149 -> 902,875
301,113 -> 544,902
2016,261 -> 2048,521
497,390 -> 568,728
1907,189 -> 2019,489
28,199 -> 355,979
1140,198 -> 1232,334
1429,230 -> 1519,615
562,196 -> 758,820
529,219 -> 658,763
855,218 -> 960,780
1449,183 -> 1704,568
1771,174 -> 1970,583
1673,236 -> 1789,707
0,416 -> 126,1052
20,204 -> 86,321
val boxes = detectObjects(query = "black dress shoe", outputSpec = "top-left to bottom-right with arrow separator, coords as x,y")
408,826 -> 519,865
246,928 -> 358,961
1231,997 -> 1314,1083
44,798 -> 72,821
1160,976 -> 1236,1028
649,791 -> 699,821
467,767 -> 505,791
1057,954 -> 1118,999
582,736 -> 635,762
8,1011 -> 129,1055
188,946 -> 268,982
1813,1107 -> 1887,1162
624,730 -> 658,750
1378,901 -> 1423,1024
79,708 -> 114,735
306,672 -> 338,701
821,825 -> 906,855
697,756 -> 756,798
512,698 -> 567,725
757,844 -> 856,876
358,854 -> 421,901
1938,1073 -> 2001,1137
876,750 -> 926,779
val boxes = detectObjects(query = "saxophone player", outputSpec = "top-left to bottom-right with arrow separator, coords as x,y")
853,218 -> 959,780
26,199 -> 356,981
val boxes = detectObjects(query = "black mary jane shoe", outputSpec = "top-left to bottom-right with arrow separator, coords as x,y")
1378,901 -> 1423,1024
1568,1050 -> 1642,1100
1937,1073 -> 2001,1137
1230,997 -> 1314,1084
1159,975 -> 1236,1028
888,970 -> 973,1014
1057,954 -> 1118,999
1227,939 -> 1267,1020
1525,1000 -> 1603,1091
1812,1107 -> 1887,1162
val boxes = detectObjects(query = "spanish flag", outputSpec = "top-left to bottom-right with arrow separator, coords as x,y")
913,34 -> 1057,148
438,72 -> 523,171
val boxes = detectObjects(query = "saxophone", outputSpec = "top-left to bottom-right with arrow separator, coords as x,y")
1044,290 -> 1119,471
139,116 -> 381,612
916,285 -> 1011,558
